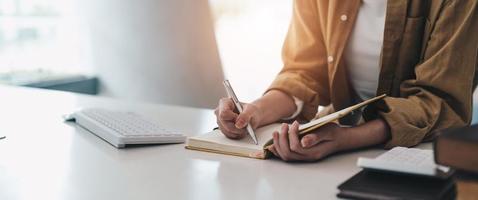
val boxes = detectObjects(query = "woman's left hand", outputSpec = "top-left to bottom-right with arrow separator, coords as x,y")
267,121 -> 345,162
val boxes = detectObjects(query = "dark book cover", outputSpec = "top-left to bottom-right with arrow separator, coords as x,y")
434,124 -> 478,174
337,170 -> 456,200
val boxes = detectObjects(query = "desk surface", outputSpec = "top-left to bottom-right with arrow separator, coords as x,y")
0,86 -> 430,200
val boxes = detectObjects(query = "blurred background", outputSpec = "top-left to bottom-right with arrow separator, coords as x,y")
0,0 -> 290,106
0,0 -> 476,122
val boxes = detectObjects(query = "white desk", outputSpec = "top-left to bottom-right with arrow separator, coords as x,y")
0,86 -> 429,200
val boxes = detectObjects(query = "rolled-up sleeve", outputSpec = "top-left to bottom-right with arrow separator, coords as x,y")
378,0 -> 478,148
266,0 -> 330,121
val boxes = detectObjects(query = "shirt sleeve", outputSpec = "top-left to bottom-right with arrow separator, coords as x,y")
265,0 -> 330,121
373,0 -> 478,148
281,96 -> 305,120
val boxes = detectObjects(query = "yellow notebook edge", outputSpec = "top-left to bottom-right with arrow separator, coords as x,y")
185,145 -> 268,159
262,94 -> 386,150
341,94 -> 386,113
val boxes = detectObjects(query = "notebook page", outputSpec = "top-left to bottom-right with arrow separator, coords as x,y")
191,123 -> 281,150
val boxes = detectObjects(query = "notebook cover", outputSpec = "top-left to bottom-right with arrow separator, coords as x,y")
337,170 -> 456,200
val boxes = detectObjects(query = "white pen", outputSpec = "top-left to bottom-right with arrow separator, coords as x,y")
222,80 -> 259,145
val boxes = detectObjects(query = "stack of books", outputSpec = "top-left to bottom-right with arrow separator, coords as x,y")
336,124 -> 478,200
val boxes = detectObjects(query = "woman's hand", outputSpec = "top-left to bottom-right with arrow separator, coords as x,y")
214,90 -> 300,139
267,121 -> 344,162
267,119 -> 389,162
214,98 -> 263,139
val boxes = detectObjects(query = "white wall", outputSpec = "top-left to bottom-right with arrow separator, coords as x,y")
78,0 -> 225,108
210,0 -> 292,102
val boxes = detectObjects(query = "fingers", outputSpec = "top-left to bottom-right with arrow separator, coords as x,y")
215,98 -> 246,139
269,122 -> 341,162
219,97 -> 235,112
218,110 -> 238,121
216,98 -> 237,119
215,98 -> 257,137
273,140 -> 336,162
217,119 -> 246,138
272,123 -> 305,161
272,131 -> 281,156
300,133 -> 334,148
300,141 -> 337,161
288,121 -> 304,154
267,145 -> 280,158
301,134 -> 321,148
301,123 -> 337,148
296,123 -> 342,161
272,131 -> 292,160
235,104 -> 256,129
277,123 -> 291,158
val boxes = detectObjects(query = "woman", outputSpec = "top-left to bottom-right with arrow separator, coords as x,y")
215,0 -> 478,161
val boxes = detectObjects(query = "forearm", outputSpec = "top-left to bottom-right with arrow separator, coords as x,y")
338,119 -> 390,151
251,90 -> 297,126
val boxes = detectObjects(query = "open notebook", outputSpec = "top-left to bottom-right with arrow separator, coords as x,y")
186,94 -> 386,159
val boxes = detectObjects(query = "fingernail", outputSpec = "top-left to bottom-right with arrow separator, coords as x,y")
301,139 -> 308,148
235,119 -> 245,128
273,132 -> 279,138
282,123 -> 289,130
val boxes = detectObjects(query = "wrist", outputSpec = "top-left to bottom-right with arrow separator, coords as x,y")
250,90 -> 298,126
249,101 -> 266,126
334,125 -> 352,151
339,119 -> 390,150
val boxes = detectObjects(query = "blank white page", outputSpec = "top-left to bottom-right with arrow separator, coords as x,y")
190,123 -> 281,150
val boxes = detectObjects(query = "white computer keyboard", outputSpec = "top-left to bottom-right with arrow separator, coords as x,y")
65,108 -> 186,148
357,147 -> 451,177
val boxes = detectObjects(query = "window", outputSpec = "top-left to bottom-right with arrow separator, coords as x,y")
209,0 -> 292,101
0,0 -> 90,84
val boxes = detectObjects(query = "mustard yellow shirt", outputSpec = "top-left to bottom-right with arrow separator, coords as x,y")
267,0 -> 478,148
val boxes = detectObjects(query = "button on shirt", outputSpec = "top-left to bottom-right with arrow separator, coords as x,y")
285,0 -> 387,118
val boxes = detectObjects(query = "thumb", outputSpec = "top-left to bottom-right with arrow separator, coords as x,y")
235,104 -> 254,129
301,133 -> 332,148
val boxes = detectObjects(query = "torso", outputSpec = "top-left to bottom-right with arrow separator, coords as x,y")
344,0 -> 387,101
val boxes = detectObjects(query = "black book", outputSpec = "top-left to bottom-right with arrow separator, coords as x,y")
337,170 -> 456,200
434,124 -> 478,174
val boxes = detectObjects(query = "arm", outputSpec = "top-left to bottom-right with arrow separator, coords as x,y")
215,0 -> 329,139
268,119 -> 390,162
374,0 -> 478,148
250,90 -> 297,126
266,0 -> 330,121
269,0 -> 478,161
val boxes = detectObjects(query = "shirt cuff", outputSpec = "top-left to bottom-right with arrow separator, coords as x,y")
282,96 -> 304,120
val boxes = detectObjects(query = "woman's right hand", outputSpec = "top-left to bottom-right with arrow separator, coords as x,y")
214,97 -> 263,139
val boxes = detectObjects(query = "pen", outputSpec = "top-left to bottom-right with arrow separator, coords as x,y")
223,80 -> 259,145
